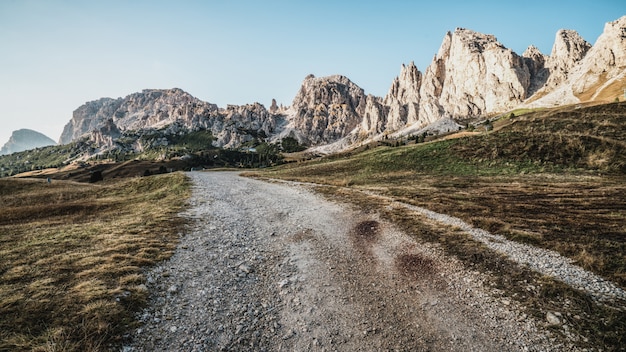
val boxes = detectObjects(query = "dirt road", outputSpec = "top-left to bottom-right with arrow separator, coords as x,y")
126,171 -> 558,351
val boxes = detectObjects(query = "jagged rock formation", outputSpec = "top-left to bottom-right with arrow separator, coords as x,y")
60,88 -> 281,153
544,30 -> 592,90
526,15 -> 626,107
60,97 -> 122,145
382,62 -> 422,131
0,129 -> 56,155
420,28 -> 532,121
359,16 -> 625,140
213,103 -> 281,148
522,45 -> 549,96
60,89 -> 218,144
360,95 -> 388,136
287,74 -> 367,144
55,16 -> 626,156
89,119 -> 121,149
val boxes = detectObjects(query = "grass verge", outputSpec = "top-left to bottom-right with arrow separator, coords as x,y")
0,173 -> 190,351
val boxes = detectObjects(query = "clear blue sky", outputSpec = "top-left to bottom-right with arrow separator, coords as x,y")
0,0 -> 624,144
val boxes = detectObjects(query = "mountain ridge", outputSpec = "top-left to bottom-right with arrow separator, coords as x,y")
54,15 -> 626,157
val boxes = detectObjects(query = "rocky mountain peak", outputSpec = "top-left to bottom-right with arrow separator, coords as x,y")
452,28 -> 503,53
59,88 -> 219,145
523,45 -> 545,61
417,27 -> 530,122
522,46 -> 549,96
50,16 -> 626,156
575,15 -> 626,74
551,29 -> 591,60
543,29 -> 591,88
382,62 -> 422,130
526,16 -> 626,107
288,74 -> 367,145
0,129 -> 56,155
384,62 -> 421,105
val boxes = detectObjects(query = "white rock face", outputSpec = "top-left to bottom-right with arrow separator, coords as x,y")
419,29 -> 531,121
544,30 -> 592,89
60,97 -> 123,144
360,95 -> 388,136
571,15 -> 626,96
287,74 -> 366,145
383,62 -> 422,131
526,15 -> 626,107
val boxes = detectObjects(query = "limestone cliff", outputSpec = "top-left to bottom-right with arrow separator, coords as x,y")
526,15 -> 626,107
59,88 -> 282,151
382,62 -> 422,131
419,28 -> 531,121
60,97 -> 123,144
544,30 -> 592,90
287,74 -> 367,144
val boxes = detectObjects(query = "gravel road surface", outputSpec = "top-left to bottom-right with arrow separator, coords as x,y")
126,171 -> 561,351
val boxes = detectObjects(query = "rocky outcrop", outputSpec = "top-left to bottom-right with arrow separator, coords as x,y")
288,74 -> 367,144
358,18 -> 624,141
212,103 -> 281,148
60,97 -> 123,144
544,30 -> 592,89
360,95 -> 388,136
59,88 -> 280,151
526,15 -> 626,107
383,62 -> 422,131
60,88 -> 219,145
419,28 -> 532,121
0,129 -> 56,155
89,119 -> 121,149
522,45 -> 549,96
111,88 -> 219,131
571,15 -> 626,97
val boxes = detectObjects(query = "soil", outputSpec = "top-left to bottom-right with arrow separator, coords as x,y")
126,171 -> 562,351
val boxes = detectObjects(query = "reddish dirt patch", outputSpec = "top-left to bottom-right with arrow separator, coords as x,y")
350,220 -> 380,247
395,253 -> 435,278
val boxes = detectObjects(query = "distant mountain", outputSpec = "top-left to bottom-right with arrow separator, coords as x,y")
0,129 -> 56,155
56,15 -> 626,157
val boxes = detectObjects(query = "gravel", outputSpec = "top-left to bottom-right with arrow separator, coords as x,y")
359,190 -> 626,303
124,171 -> 564,351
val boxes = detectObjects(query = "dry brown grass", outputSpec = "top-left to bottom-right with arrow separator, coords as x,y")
0,173 -> 190,351
575,73 -> 626,103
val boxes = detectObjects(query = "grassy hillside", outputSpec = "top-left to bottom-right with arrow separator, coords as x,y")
0,173 -> 190,351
